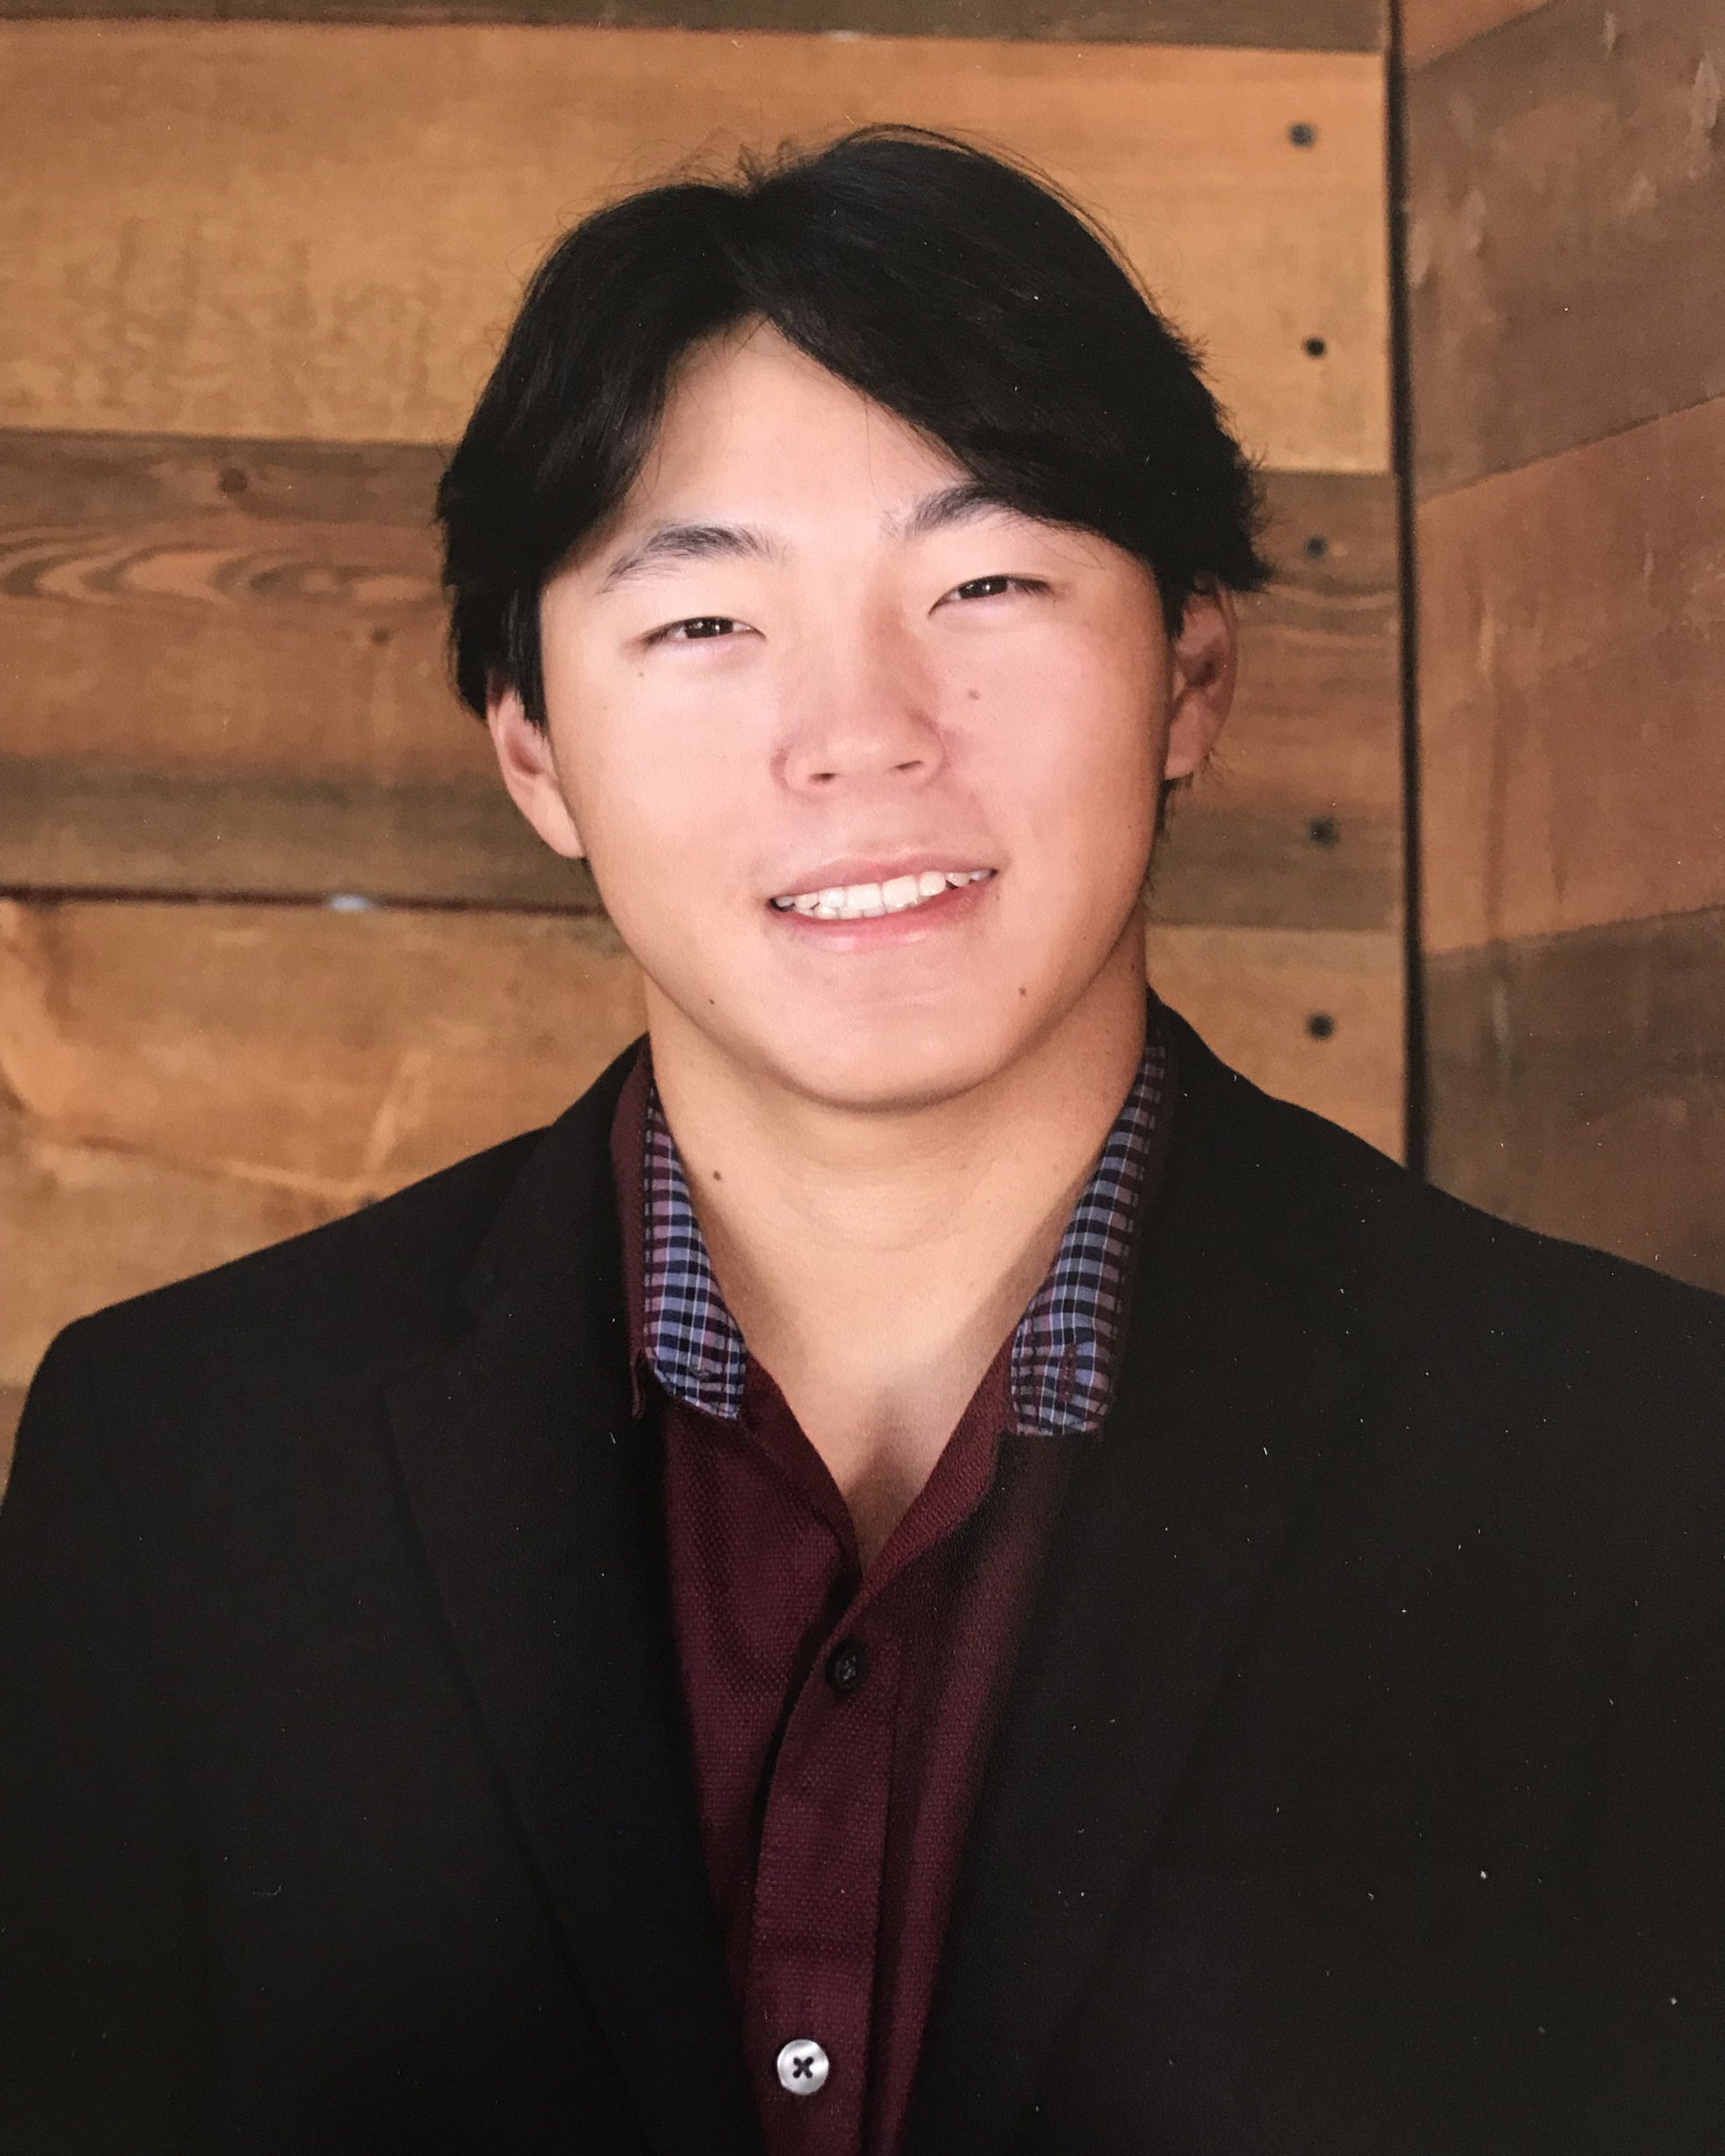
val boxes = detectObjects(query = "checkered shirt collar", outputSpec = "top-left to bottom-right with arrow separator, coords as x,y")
641,1023 -> 1166,1436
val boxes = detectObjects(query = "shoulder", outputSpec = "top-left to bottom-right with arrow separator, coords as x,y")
1167,1013 -> 1725,1503
27,1040 -> 641,1423
27,1129 -> 543,1427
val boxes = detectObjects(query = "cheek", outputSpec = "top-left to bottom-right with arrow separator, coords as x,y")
964,641 -> 1162,840
555,670 -> 754,869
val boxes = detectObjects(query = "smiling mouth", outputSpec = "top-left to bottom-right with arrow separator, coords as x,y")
768,870 -> 995,922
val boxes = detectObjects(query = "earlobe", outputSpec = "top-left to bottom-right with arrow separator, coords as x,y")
486,686 -> 587,860
1162,582 -> 1239,784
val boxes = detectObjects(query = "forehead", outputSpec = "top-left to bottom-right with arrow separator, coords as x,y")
626,322 -> 968,518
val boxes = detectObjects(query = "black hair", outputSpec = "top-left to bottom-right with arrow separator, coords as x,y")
438,125 -> 1270,728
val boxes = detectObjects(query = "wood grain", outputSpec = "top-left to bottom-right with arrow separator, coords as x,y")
0,898 -> 645,1213
1427,906 -> 1725,1294
1420,394 -> 1725,953
1408,0 -> 1725,494
1146,923 -> 1404,1159
0,0 -> 1386,47
1400,0 -> 1550,66
3,437 -> 1401,928
0,22 -> 1389,473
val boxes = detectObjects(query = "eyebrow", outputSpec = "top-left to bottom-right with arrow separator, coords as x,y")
890,480 -> 1015,540
596,482 -> 1016,592
597,521 -> 778,591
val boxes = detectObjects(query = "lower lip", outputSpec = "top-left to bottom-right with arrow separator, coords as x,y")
765,877 -> 994,948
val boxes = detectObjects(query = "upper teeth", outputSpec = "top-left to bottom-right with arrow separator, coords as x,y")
771,869 -> 992,920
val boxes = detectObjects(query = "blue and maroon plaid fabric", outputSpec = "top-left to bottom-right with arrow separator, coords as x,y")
641,1021 -> 1166,1436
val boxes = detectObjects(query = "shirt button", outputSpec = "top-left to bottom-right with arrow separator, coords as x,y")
776,2037 -> 830,2095
825,1640 -> 869,1697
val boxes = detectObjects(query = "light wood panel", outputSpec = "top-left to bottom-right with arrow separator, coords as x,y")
1147,923 -> 1403,1160
0,0 -> 1386,45
1,899 -> 1401,1409
1408,0 -> 1725,494
0,900 -> 645,1214
1400,0 -> 1549,66
1427,907 -> 1725,1294
1,436 -> 1399,930
0,22 -> 1388,473
1420,393 -> 1725,953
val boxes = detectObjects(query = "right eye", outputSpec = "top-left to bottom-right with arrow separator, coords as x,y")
649,615 -> 747,643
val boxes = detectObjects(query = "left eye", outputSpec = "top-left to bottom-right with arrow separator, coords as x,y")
952,576 -> 1016,601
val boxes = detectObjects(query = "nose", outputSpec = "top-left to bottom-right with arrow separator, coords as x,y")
777,615 -> 943,795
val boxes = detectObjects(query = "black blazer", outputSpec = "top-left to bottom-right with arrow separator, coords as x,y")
3,1014 -> 1722,2155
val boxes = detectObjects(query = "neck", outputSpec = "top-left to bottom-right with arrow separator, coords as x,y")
644,920 -> 1148,1562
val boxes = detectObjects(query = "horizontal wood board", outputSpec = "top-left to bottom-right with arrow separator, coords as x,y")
0,0 -> 1385,43
1419,393 -> 1725,952
0,23 -> 1389,473
0,900 -> 1403,1401
1147,922 -> 1403,1161
1427,905 -> 1725,1294
1408,0 -> 1725,494
1,438 -> 1400,931
1400,0 -> 1551,66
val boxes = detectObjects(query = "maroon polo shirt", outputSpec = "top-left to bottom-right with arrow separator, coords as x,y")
608,1026 -> 1168,2156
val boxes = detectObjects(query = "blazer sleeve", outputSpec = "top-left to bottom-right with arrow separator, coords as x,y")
1579,1456 -> 1725,2149
0,1323 -> 208,2155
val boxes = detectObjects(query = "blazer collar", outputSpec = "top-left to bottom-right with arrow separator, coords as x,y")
904,1016 -> 1368,2155
385,1042 -> 763,2156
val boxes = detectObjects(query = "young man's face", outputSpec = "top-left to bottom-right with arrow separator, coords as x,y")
492,322 -> 1235,1111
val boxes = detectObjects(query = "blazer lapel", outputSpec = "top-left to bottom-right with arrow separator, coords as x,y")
385,1061 -> 761,2156
906,1036 -> 1367,2156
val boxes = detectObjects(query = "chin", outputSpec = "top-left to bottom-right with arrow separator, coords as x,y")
757,1001 -> 1037,1115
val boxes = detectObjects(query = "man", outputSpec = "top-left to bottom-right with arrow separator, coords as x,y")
1,128 -> 1721,2155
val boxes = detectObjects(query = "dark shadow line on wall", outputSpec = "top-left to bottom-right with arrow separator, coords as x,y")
1385,0 -> 1429,1180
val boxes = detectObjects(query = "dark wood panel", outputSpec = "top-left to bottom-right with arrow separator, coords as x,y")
0,427 -> 445,527
2,437 -> 1399,927
1420,394 -> 1725,951
1409,0 -> 1725,494
0,0 -> 1384,48
1401,0 -> 1550,66
1427,906 -> 1725,1294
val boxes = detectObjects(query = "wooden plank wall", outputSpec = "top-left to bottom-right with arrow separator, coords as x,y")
0,1 -> 1399,1474
1407,0 -> 1725,1292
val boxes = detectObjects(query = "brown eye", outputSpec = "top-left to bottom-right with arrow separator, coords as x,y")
668,615 -> 740,641
954,577 -> 1014,601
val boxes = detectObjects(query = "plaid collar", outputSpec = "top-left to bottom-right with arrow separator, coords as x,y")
641,1019 -> 1167,1437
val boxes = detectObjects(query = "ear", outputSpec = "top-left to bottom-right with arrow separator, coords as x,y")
486,685 -> 587,859
1162,581 -> 1240,783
